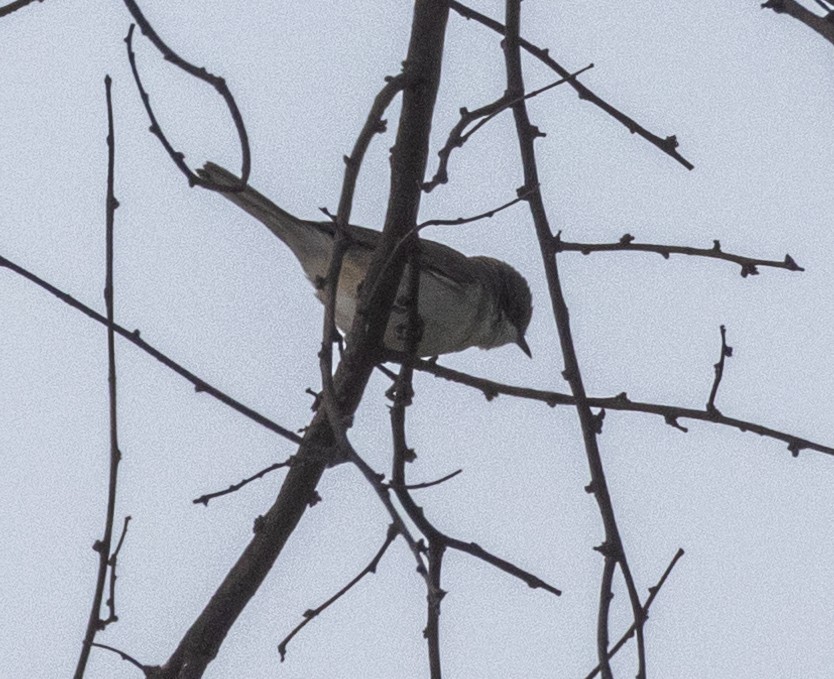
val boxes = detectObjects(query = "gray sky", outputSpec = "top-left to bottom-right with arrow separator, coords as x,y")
3,1 -> 834,677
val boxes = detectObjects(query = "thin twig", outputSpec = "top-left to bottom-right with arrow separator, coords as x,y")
446,535 -> 562,595
424,94 -> 513,192
388,468 -> 463,490
418,185 -> 536,229
74,75 -> 123,679
121,0 -> 250,186
424,64 -> 593,192
425,540 -> 446,679
90,643 -> 147,672
0,253 -> 304,445
707,325 -> 732,414
193,460 -> 294,505
554,233 -> 804,277
105,515 -> 132,626
277,526 -> 398,661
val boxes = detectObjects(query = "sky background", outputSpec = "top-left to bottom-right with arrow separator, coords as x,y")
3,1 -> 834,677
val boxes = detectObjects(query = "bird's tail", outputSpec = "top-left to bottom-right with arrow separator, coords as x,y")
198,162 -> 331,279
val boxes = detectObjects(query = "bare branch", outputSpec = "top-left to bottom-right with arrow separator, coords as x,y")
193,460 -> 294,506
312,73 -> 431,589
418,185 -> 536,229
424,64 -> 593,192
502,2 -> 645,674
707,325 -> 732,413
121,4 -> 250,187
388,468 -> 463,490
585,548 -> 685,679
596,557 -> 616,679
424,540 -> 446,679
75,75 -> 124,679
0,253 -> 304,445
761,0 -> 834,46
448,0 -> 694,170
407,358 -> 834,458
90,643 -> 147,673
104,516 -> 132,627
554,233 -> 804,277
151,6 -> 453,675
0,0 -> 42,18
277,526 -> 398,661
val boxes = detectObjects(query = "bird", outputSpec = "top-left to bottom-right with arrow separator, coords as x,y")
198,162 -> 533,358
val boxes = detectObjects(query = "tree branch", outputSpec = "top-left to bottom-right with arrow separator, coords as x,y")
554,233 -> 803,277
448,0 -> 693,170
150,3 -> 451,676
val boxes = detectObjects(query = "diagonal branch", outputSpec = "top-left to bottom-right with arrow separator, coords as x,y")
0,253 -> 304,446
761,0 -> 834,47
149,4 -> 452,677
193,459 -> 294,506
277,526 -> 398,661
418,184 -> 536,229
448,0 -> 693,170
0,0 -> 42,18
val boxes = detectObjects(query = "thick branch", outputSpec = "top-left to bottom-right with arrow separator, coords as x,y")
762,0 -> 834,46
149,3 -> 450,677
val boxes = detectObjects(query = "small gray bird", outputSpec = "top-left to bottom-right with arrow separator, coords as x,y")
199,162 -> 532,357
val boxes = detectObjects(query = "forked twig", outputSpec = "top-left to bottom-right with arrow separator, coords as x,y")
424,64 -> 593,192
584,548 -> 685,679
122,0 -> 250,187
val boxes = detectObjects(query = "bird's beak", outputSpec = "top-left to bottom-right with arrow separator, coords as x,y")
516,335 -> 532,358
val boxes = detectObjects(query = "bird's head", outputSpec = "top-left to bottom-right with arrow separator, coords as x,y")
475,257 -> 533,357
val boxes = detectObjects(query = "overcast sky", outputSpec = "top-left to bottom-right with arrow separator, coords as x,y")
3,1 -> 834,678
